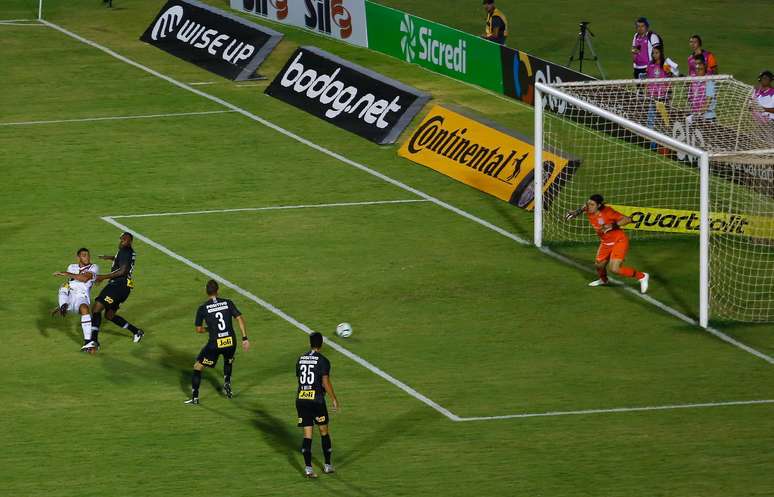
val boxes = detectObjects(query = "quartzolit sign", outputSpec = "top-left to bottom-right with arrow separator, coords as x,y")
266,46 -> 430,144
141,0 -> 283,80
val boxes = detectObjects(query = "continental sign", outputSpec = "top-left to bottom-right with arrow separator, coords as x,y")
611,205 -> 774,239
399,105 -> 579,210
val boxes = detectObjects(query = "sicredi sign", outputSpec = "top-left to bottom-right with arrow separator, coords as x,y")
265,47 -> 430,144
230,0 -> 369,48
365,2 -> 502,93
141,0 -> 282,80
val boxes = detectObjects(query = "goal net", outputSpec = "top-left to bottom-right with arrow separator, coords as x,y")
535,75 -> 774,324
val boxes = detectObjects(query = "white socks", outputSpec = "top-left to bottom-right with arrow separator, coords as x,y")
81,314 -> 92,341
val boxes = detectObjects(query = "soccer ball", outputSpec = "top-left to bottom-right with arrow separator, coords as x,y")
335,322 -> 352,338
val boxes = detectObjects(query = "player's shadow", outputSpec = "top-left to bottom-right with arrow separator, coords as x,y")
248,405 -> 304,473
154,343 -> 221,395
335,407 -> 425,469
36,298 -> 80,344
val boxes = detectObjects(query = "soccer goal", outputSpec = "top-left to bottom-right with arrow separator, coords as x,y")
534,76 -> 774,327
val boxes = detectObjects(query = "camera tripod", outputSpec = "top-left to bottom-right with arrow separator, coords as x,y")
568,21 -> 606,79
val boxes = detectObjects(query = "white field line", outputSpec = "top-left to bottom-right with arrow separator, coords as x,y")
457,399 -> 774,421
100,215 -> 461,422
41,20 -> 774,366
0,21 -> 44,26
188,81 -> 215,86
0,110 -> 234,127
0,18 -> 35,22
109,199 -> 430,219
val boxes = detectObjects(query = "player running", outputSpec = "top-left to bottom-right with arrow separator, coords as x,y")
52,248 -> 99,351
185,280 -> 249,405
565,194 -> 650,293
82,232 -> 143,352
296,332 -> 339,478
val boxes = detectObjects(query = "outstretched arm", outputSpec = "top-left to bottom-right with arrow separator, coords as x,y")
53,270 -> 94,282
564,204 -> 587,221
95,263 -> 128,283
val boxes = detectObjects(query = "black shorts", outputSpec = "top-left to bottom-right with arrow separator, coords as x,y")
196,341 -> 236,368
95,283 -> 131,311
296,400 -> 329,427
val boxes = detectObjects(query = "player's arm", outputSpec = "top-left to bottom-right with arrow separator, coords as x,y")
564,204 -> 587,221
236,315 -> 249,352
322,375 -> 339,412
195,306 -> 206,333
52,271 -> 93,282
95,262 -> 128,282
602,211 -> 632,233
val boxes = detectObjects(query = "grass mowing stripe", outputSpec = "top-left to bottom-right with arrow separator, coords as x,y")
0,110 -> 235,126
100,215 -> 462,422
109,199 -> 431,219
41,18 -> 774,366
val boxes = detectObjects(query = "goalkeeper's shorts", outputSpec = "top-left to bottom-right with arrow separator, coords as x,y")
596,237 -> 629,262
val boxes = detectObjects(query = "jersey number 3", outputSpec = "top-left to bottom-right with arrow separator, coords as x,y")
215,312 -> 226,331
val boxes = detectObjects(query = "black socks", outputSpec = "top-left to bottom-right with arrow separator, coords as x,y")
192,370 -> 202,398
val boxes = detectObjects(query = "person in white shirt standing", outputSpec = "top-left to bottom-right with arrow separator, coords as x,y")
52,248 -> 99,353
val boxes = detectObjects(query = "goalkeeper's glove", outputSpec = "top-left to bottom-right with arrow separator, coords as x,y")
564,206 -> 584,221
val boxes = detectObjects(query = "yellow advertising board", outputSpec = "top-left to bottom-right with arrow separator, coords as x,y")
611,205 -> 774,239
398,105 -> 579,209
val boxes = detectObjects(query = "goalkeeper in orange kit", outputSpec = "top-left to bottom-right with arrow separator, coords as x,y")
565,194 -> 650,293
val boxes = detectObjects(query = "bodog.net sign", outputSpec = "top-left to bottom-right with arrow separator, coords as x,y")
399,105 -> 579,210
611,205 -> 774,239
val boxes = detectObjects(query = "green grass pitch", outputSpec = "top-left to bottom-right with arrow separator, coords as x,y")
1,1 -> 773,496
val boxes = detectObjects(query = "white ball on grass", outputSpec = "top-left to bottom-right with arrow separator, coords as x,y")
335,322 -> 352,338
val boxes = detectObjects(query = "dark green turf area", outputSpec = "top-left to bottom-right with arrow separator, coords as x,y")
2,1 -> 773,496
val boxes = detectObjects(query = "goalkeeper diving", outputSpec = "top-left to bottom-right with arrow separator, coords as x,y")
565,194 -> 649,293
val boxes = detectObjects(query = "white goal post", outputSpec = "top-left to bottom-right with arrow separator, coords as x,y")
534,80 -> 713,328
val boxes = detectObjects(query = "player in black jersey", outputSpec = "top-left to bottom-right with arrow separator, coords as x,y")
185,280 -> 249,405
296,332 -> 339,478
82,232 -> 143,352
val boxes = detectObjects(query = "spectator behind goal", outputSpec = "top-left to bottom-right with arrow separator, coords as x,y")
687,35 -> 718,75
753,70 -> 774,123
688,55 -> 717,121
631,17 -> 663,79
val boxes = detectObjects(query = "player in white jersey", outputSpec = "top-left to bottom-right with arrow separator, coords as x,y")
52,248 -> 99,352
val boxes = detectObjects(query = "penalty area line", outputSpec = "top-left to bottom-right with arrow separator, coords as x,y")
100,216 -> 461,422
42,19 -> 774,366
457,399 -> 774,421
108,199 -> 431,219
